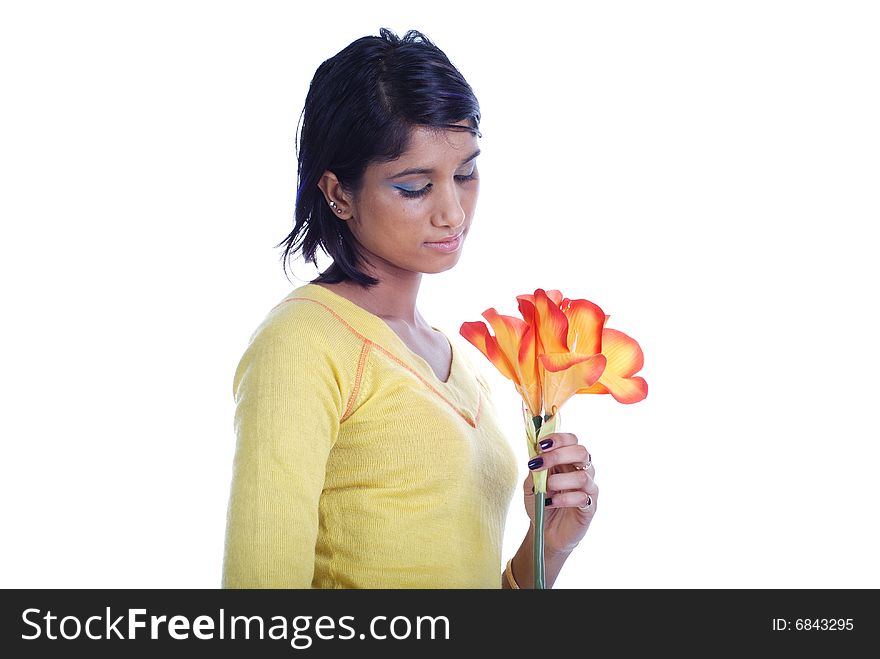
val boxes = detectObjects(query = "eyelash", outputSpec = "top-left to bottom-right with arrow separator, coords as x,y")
397,172 -> 478,199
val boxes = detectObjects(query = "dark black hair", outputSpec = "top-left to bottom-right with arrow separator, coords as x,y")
275,27 -> 482,288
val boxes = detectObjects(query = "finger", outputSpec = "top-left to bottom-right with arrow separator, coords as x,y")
546,483 -> 599,510
537,432 -> 579,452
578,461 -> 596,478
537,434 -> 592,469
545,490 -> 597,509
527,444 -> 590,473
547,468 -> 592,493
522,471 -> 535,497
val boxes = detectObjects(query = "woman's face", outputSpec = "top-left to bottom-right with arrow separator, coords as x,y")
340,121 -> 480,278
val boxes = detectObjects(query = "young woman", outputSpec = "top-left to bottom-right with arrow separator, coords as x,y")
222,28 -> 598,589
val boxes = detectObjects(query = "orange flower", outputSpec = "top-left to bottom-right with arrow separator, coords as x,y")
520,289 -> 648,411
460,288 -> 648,417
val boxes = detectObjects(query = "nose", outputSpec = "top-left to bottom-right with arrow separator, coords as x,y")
431,180 -> 467,231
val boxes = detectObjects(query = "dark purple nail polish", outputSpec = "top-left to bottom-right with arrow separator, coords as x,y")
539,439 -> 553,450
544,497 -> 553,506
527,457 -> 544,470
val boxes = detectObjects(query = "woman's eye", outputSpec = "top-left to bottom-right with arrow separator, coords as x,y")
396,170 -> 478,199
397,186 -> 430,199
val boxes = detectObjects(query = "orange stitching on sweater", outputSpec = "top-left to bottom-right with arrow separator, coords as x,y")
341,340 -> 370,423
368,343 -> 476,428
278,296 -> 476,428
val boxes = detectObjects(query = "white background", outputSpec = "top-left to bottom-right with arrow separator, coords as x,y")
1,0 -> 878,589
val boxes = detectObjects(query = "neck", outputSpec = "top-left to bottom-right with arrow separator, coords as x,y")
320,272 -> 428,329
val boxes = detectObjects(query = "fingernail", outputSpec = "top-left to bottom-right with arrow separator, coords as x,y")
544,497 -> 553,507
527,457 -> 544,470
539,439 -> 553,450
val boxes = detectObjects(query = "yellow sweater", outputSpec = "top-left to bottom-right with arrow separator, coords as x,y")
222,283 -> 519,588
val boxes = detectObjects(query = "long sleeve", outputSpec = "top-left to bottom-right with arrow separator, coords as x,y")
221,304 -> 346,588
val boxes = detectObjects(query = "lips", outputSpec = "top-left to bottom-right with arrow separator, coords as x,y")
423,232 -> 464,253
425,230 -> 464,245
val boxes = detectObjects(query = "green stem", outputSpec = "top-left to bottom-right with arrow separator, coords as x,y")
532,414 -> 545,590
534,491 -> 545,589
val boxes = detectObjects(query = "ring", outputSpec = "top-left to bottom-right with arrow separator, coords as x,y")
578,494 -> 593,510
576,452 -> 592,471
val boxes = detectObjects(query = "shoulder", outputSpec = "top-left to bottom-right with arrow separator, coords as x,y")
232,290 -> 367,396
247,289 -> 367,353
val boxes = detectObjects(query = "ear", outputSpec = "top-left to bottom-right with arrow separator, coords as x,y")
317,170 -> 352,219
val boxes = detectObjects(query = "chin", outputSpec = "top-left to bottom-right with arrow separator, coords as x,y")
426,255 -> 463,274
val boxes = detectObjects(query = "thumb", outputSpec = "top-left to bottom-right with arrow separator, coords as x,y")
522,471 -> 535,497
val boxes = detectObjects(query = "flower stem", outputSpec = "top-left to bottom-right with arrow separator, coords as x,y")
532,413 -> 546,589
534,492 -> 546,589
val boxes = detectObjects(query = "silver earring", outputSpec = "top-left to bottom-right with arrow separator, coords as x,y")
329,201 -> 342,214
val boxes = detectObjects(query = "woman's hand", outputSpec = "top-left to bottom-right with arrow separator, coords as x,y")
523,432 -> 598,555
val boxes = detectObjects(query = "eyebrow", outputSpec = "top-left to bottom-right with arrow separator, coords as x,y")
387,149 -> 481,180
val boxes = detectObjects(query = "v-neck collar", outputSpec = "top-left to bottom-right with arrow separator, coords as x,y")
282,283 -> 481,426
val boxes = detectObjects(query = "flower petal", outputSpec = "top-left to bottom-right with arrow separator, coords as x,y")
564,298 -> 605,356
516,294 -> 536,326
544,289 -> 564,306
601,328 -> 645,377
539,351 -> 602,373
459,320 -> 519,382
596,328 -> 648,403
517,322 -> 543,415
541,354 -> 607,416
482,308 -> 529,368
576,382 -> 609,395
598,373 -> 648,404
533,288 -> 569,354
